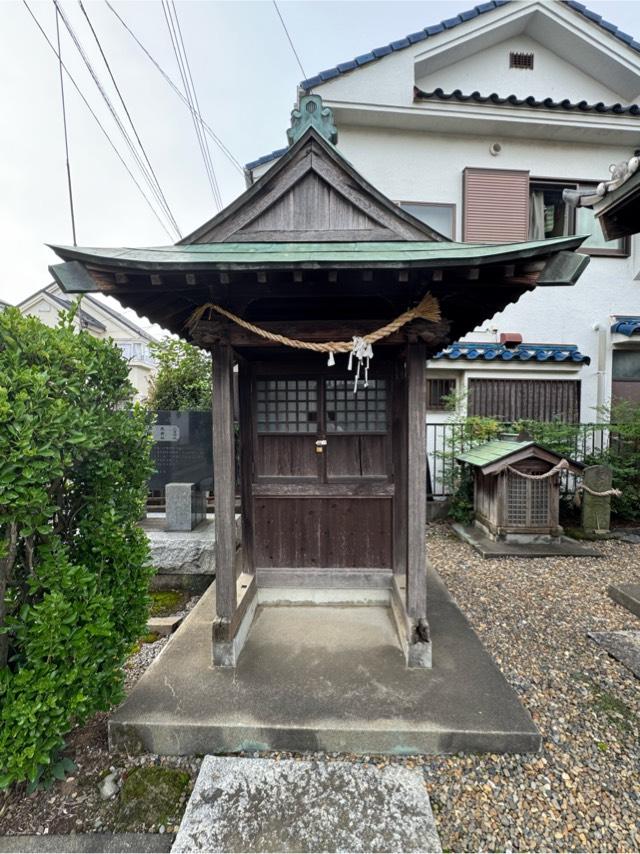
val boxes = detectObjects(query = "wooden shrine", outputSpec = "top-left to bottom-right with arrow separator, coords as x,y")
457,437 -> 584,542
49,95 -> 590,668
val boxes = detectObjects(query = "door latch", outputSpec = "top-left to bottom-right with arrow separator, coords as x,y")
315,438 -> 327,454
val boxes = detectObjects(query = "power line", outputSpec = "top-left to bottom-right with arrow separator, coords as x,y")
170,1 -> 222,210
161,0 -> 221,210
55,3 -> 77,244
272,1 -> 306,80
77,0 -> 182,237
54,1 -> 181,239
23,0 -> 176,241
104,0 -> 244,175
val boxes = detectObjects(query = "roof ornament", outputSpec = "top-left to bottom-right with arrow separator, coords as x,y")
287,94 -> 338,146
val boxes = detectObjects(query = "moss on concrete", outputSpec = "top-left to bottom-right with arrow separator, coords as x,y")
115,766 -> 190,829
149,589 -> 188,617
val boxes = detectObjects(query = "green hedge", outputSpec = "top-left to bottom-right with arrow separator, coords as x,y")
0,306 -> 154,789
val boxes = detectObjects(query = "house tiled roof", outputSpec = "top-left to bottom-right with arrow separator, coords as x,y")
246,1 -> 640,172
434,341 -> 591,363
611,316 -> 640,336
299,0 -> 640,92
413,86 -> 640,115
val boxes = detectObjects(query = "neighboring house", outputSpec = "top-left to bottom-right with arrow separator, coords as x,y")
246,0 -> 640,424
17,284 -> 157,400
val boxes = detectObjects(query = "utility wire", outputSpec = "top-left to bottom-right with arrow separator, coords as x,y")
54,1 -> 181,239
77,0 -> 182,237
170,1 -> 222,210
23,0 -> 175,241
104,0 -> 244,175
161,0 -> 221,210
272,0 -> 306,80
55,3 -> 77,244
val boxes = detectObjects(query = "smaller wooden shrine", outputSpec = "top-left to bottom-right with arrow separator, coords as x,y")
457,436 -> 584,542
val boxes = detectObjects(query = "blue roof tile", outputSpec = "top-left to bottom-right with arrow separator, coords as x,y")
298,0 -> 640,93
611,317 -> 640,336
434,342 -> 591,364
318,67 -> 340,81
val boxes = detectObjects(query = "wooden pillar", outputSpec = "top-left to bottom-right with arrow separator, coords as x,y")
212,343 -> 236,619
237,358 -> 254,575
406,343 -> 427,621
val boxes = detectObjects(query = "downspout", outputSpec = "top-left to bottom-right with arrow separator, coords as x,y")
592,322 -> 607,421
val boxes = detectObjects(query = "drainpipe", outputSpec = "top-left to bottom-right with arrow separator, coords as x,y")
592,322 -> 607,421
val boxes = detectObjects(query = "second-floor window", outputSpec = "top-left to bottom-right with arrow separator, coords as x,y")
398,202 -> 455,239
463,168 -> 628,255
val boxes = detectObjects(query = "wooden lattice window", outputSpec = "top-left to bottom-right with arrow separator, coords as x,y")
506,473 -> 551,528
325,379 -> 387,433
469,378 -> 581,423
256,379 -> 318,433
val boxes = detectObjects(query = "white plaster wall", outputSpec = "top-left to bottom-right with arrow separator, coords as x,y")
415,34 -> 623,103
331,124 -> 639,421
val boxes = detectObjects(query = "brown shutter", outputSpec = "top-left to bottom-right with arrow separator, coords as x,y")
463,168 -> 530,243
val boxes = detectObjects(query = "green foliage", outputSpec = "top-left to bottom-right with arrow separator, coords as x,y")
448,465 -> 475,525
149,589 -> 188,617
0,306 -> 154,789
147,339 -> 211,410
435,417 -> 501,517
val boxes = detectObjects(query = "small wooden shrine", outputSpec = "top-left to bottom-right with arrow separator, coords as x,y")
457,437 -> 584,542
49,96 -> 589,668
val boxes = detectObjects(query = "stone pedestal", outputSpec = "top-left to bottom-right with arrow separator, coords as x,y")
165,482 -> 206,532
581,464 -> 613,534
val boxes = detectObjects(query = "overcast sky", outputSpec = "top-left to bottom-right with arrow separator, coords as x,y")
1,0 -> 638,330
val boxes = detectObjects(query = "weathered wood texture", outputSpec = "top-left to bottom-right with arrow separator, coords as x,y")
406,344 -> 427,620
392,360 -> 408,578
212,344 -> 237,618
469,378 -> 581,423
254,497 -> 392,569
237,360 -> 255,574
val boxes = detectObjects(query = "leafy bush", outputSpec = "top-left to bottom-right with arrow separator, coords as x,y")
0,306 -> 153,789
147,339 -> 211,410
585,402 -> 640,521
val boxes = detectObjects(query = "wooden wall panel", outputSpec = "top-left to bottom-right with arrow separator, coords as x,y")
463,168 -> 530,243
468,378 -> 581,423
254,497 -> 392,569
255,435 -> 318,478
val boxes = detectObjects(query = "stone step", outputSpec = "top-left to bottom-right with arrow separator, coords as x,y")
148,615 -> 184,637
171,756 -> 442,853
608,583 -> 640,619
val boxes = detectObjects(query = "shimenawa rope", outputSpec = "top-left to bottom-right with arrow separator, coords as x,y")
507,460 -> 621,497
186,293 -> 441,390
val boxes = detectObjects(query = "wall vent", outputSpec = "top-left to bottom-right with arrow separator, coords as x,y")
510,51 -> 534,70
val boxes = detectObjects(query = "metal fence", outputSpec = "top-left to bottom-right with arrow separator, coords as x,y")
427,421 -> 622,498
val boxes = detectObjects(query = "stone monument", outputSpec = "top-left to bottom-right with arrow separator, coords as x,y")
581,464 -> 613,535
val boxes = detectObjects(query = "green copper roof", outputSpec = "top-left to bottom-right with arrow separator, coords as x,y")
49,235 -> 584,270
456,440 -> 535,468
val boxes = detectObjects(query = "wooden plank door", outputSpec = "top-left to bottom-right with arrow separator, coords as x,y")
251,363 -> 394,583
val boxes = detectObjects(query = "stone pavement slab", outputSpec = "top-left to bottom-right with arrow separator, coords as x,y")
589,630 -> 640,678
0,833 -> 173,853
148,615 -> 184,637
171,756 -> 441,853
453,523 -> 601,558
608,583 -> 640,619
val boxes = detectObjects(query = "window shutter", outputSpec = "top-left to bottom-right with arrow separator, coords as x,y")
468,378 -> 580,423
463,168 -> 530,243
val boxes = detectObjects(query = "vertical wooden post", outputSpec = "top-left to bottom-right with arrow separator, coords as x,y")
237,358 -> 254,575
406,343 -> 427,620
212,343 -> 236,619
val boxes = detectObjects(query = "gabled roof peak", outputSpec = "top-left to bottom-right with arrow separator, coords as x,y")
299,0 -> 640,92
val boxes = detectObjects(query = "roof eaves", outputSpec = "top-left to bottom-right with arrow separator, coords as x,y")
414,86 -> 640,115
298,0 -> 639,94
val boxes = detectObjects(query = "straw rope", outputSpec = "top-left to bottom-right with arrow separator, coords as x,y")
185,292 -> 441,353
506,459 -> 570,480
578,484 -> 622,498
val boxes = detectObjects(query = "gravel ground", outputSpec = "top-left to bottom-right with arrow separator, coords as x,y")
0,595 -> 202,837
2,531 -> 640,851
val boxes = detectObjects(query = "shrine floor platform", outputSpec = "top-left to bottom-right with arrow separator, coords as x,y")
453,523 -> 602,558
109,568 -> 540,756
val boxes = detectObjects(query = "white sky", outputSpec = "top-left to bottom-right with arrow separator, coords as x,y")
1,0 -> 638,333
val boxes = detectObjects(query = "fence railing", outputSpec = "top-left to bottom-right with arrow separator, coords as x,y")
427,421 -> 623,498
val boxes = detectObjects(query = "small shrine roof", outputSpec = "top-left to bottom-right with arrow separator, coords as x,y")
456,439 -> 584,474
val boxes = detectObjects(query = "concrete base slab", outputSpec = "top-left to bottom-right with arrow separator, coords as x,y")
148,616 -> 184,637
453,523 -> 601,558
171,756 -> 441,853
0,834 -> 173,853
608,583 -> 640,619
588,630 -> 640,678
109,570 -> 539,756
